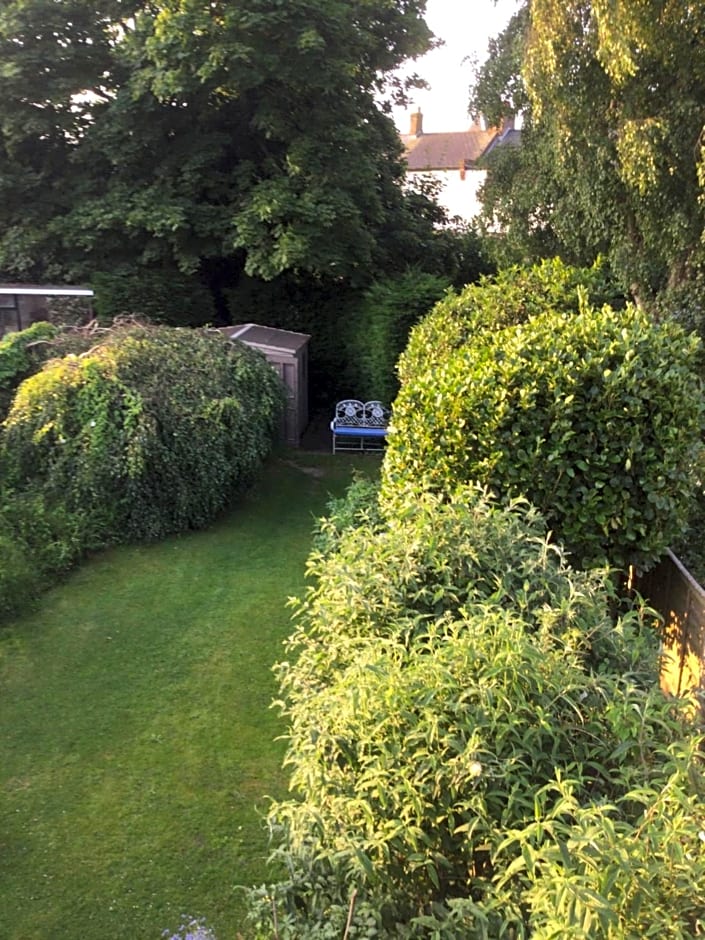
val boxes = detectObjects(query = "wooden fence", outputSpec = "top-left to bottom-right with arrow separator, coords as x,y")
636,550 -> 705,706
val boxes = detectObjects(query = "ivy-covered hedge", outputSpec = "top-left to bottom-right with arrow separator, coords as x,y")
383,267 -> 704,571
0,322 -> 110,420
1,324 -> 284,549
248,484 -> 705,938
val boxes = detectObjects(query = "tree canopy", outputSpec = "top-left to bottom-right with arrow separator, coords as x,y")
473,0 -> 705,305
0,0 -> 433,292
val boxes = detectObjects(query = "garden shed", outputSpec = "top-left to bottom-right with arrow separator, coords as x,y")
221,323 -> 310,446
0,284 -> 94,337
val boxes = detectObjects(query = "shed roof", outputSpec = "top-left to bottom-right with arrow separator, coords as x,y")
222,323 -> 310,355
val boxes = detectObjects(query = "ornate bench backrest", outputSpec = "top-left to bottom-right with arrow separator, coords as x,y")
334,399 -> 366,426
363,400 -> 390,428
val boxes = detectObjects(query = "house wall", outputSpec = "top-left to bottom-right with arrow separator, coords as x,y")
408,168 -> 488,222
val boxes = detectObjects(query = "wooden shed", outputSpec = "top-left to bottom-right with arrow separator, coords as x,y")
0,284 -> 94,337
222,323 -> 310,447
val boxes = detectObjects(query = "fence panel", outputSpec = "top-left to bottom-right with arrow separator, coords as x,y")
637,550 -> 705,704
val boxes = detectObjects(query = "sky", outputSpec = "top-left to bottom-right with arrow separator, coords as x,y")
391,0 -> 519,135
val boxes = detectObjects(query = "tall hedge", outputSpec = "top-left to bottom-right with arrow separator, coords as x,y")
340,270 -> 449,403
92,268 -> 217,326
1,324 -> 284,545
383,269 -> 704,571
248,484 -> 705,938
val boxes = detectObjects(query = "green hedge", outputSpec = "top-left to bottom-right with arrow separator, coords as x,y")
1,324 -> 284,547
383,268 -> 704,570
396,257 -> 624,387
91,268 -> 217,326
248,484 -> 705,937
339,270 -> 449,403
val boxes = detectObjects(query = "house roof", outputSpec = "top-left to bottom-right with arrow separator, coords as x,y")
401,128 -> 498,171
482,127 -> 523,157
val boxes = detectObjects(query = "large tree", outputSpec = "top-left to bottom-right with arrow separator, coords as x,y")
0,0 -> 433,294
473,1 -> 705,305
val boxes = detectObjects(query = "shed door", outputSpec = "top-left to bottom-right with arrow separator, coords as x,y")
270,359 -> 298,445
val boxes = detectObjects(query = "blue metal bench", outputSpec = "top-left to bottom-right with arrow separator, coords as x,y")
330,399 -> 390,454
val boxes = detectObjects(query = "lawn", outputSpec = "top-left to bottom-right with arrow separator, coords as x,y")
0,452 -> 376,940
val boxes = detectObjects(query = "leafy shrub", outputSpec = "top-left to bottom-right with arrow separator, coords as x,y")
0,489 -> 88,620
0,518 -> 40,620
311,475 -> 383,558
0,322 -> 107,420
340,270 -> 449,403
1,324 -> 284,545
0,321 -> 59,418
384,277 -> 704,570
92,268 -> 217,326
0,487 -> 88,574
249,485 -> 705,938
396,257 -> 625,387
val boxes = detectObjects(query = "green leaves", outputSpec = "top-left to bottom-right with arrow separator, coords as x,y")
0,322 -> 284,545
384,263 -> 705,571
250,482 -> 705,937
474,0 -> 705,301
0,0 -> 435,286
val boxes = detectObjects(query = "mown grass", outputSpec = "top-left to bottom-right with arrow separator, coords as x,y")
0,452 -> 377,940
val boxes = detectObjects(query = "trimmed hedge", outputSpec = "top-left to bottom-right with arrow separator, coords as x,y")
383,268 -> 704,570
396,257 -> 625,387
92,268 -> 217,326
340,270 -> 449,403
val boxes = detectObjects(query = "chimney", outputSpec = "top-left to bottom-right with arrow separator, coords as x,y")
500,113 -> 515,136
409,109 -> 423,137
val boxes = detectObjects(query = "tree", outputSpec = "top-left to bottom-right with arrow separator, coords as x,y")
472,1 -> 705,305
0,0 -> 434,299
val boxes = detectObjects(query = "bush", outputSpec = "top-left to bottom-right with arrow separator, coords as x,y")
91,268 -> 217,326
249,485 -> 705,938
0,489 -> 88,620
0,519 -> 40,621
0,321 -> 59,418
340,270 -> 449,403
396,257 -> 625,388
383,272 -> 704,571
310,475 -> 383,558
0,322 -> 109,420
1,323 -> 284,545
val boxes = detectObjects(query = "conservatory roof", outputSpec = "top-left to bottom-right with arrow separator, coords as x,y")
0,284 -> 94,297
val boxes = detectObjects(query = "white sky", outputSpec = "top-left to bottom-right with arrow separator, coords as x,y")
391,0 -> 519,134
